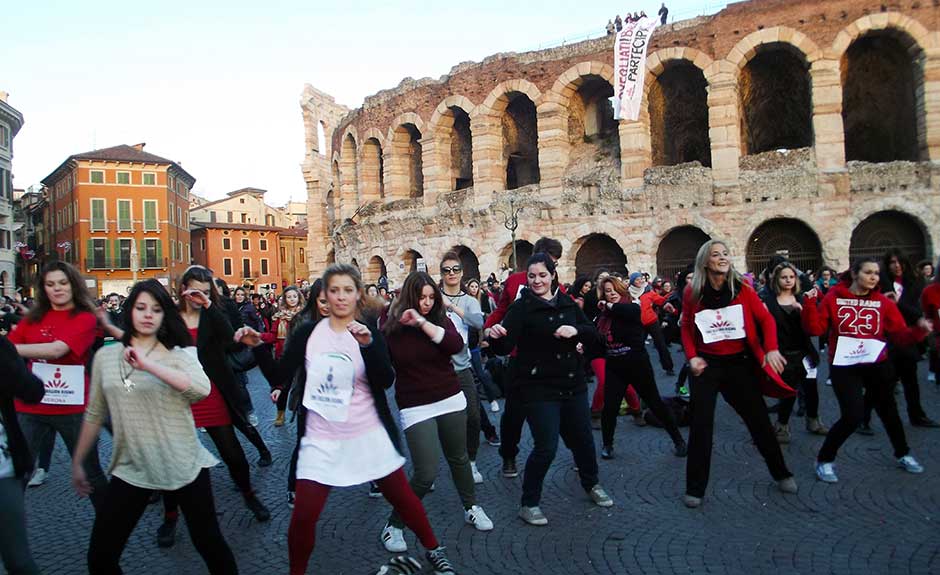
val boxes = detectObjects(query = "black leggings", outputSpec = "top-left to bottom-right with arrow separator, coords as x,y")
645,321 -> 674,372
863,351 -> 927,424
166,425 -> 252,514
602,353 -> 682,447
776,355 -> 819,423
89,469 -> 237,574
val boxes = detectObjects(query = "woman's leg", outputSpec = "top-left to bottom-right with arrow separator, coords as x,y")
176,469 -> 239,575
388,418 -> 442,528
520,401 -> 562,508
804,376 -> 821,419
206,425 -> 252,493
817,366 -> 866,463
376,468 -> 440,550
557,393 -> 600,492
776,361 -> 805,426
868,362 -> 911,459
629,356 -> 684,445
590,358 -> 606,413
456,369 -> 481,461
58,413 -> 109,512
601,360 -> 630,447
287,479 -> 331,575
0,478 -> 41,575
435,409 -> 476,509
87,476 -> 151,574
685,367 -> 721,498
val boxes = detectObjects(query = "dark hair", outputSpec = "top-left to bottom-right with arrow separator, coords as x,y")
384,271 -> 446,335
440,251 -> 461,267
841,257 -> 880,283
106,292 -> 120,300
178,266 -> 221,310
881,248 -> 919,290
525,252 -> 560,293
571,276 -> 592,296
27,261 -> 96,322
121,279 -> 191,349
233,287 -> 248,300
533,237 -> 563,260
298,278 -> 326,322
214,278 -> 231,298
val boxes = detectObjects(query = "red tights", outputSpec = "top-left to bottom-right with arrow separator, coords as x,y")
590,357 -> 640,413
288,467 -> 438,575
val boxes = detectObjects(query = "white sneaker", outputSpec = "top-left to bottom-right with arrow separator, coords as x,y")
381,522 -> 407,552
898,455 -> 924,474
825,378 -> 832,386
470,461 -> 483,484
928,372 -> 936,383
248,413 -> 260,427
464,504 -> 494,531
490,400 -> 500,412
27,468 -> 47,487
815,461 -> 838,483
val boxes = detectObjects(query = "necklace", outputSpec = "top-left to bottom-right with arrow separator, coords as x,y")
118,340 -> 160,392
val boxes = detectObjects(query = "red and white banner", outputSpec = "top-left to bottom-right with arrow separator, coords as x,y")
612,16 -> 659,121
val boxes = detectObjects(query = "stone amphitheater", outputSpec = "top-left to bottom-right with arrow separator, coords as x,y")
300,0 -> 940,287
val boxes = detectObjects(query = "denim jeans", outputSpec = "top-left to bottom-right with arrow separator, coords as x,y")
521,391 -> 599,507
470,349 -> 500,402
0,477 -> 40,574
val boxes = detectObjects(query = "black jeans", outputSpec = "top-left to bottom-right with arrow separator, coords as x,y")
498,358 -> 527,461
0,477 -> 39,574
686,355 -> 792,498
471,348 -> 501,402
89,469 -> 237,574
863,350 -> 927,424
776,354 -> 818,424
480,403 -> 497,437
818,363 -> 910,463
602,353 -> 682,447
521,391 -> 599,507
645,321 -> 674,372
165,425 -> 252,514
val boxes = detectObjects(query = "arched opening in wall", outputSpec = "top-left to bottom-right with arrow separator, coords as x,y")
575,234 -> 628,278
502,92 -> 539,189
341,134 -> 359,210
351,258 -> 359,270
317,122 -> 327,156
849,210 -> 928,263
842,31 -> 923,163
450,107 -> 474,190
656,226 -> 711,281
567,75 -> 620,167
403,249 -> 423,273
450,245 -> 480,282
367,255 -> 387,283
325,188 -> 335,228
331,160 -> 341,195
500,240 -> 534,272
393,124 -> 424,198
650,61 -> 711,167
739,45 -> 813,155
362,138 -> 385,199
745,218 -> 822,277
327,249 -> 335,264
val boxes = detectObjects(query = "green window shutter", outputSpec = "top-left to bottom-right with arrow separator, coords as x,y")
144,202 -> 156,231
156,239 -> 163,264
114,240 -> 121,267
139,239 -> 146,267
118,201 -> 130,230
104,239 -> 110,267
86,240 -> 93,267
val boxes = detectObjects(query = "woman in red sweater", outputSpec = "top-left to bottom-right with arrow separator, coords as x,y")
680,240 -> 796,508
803,257 -> 932,483
379,271 -> 493,553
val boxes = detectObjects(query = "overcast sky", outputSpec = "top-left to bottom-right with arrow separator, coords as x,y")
4,0 -> 727,206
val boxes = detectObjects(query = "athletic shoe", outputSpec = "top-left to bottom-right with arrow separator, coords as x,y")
673,439 -> 688,458
600,445 -> 614,460
244,493 -> 271,522
805,417 -> 829,435
287,491 -> 295,509
518,505 -> 548,526
274,410 -> 286,427
618,399 -> 629,416
825,378 -> 832,386
369,481 -> 383,498
856,423 -> 875,436
381,523 -> 407,553
589,485 -> 613,507
425,546 -> 456,574
777,477 -> 798,494
248,413 -> 260,427
258,451 -> 273,467
502,457 -> 518,478
374,556 -> 423,575
911,417 -> 940,428
665,369 -> 675,376
633,413 -> 647,427
774,423 -> 791,444
898,455 -> 925,474
470,461 -> 484,484
27,468 -> 47,487
815,461 -> 838,483
464,504 -> 494,531
678,386 -> 690,400
490,400 -> 500,412
485,432 -> 501,447
156,518 -> 178,548
199,427 -> 208,433
682,494 -> 702,508
928,372 -> 936,383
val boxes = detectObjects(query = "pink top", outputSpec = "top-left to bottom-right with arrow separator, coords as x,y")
304,319 -> 383,440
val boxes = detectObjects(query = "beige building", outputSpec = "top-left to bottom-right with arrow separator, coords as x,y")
301,0 -> 940,289
190,187 -> 304,229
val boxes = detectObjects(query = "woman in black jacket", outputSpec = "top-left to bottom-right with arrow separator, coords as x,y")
488,253 -> 613,526
0,336 -> 45,574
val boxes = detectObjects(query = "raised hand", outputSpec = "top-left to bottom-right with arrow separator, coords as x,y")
347,320 -> 373,346
124,346 -> 152,372
690,356 -> 708,376
399,309 -> 422,327
183,289 -> 211,309
234,326 -> 263,348
764,350 -> 787,374
488,324 -> 508,339
553,325 -> 578,339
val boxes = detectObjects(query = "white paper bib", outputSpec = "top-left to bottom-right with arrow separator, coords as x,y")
694,304 -> 746,344
32,363 -> 86,406
303,352 -> 356,422
446,310 -> 469,344
832,336 -> 887,366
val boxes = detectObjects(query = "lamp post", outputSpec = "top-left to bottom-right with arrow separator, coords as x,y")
497,197 -> 524,271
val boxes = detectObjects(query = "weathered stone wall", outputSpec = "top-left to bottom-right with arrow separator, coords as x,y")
303,0 -> 940,287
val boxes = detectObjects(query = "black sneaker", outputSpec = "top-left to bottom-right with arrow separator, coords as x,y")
912,417 -> 940,428
245,493 -> 271,522
287,491 -> 295,509
674,439 -> 688,458
600,445 -> 614,460
857,423 -> 875,436
502,457 -> 518,478
156,518 -> 177,548
258,451 -> 273,467
374,556 -> 423,575
425,546 -> 456,574
369,481 -> 382,498
665,369 -> 675,377
485,432 -> 501,447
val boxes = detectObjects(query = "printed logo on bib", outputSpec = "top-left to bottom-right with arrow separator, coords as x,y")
832,336 -> 886,366
32,363 -> 85,406
303,352 -> 356,422
694,304 -> 746,344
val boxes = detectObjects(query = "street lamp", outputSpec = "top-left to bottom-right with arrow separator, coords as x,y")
496,197 -> 524,271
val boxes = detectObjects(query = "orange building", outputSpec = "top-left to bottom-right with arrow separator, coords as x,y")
279,225 -> 309,288
191,222 -> 283,293
41,144 -> 195,297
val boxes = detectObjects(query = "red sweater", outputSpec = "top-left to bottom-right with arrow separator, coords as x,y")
639,291 -> 666,326
922,283 -> 940,352
803,281 -> 927,364
384,315 -> 465,410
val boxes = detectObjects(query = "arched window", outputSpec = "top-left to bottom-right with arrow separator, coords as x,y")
850,210 -> 928,263
575,233 -> 628,278
391,124 -> 424,198
501,240 -> 534,272
316,121 -> 327,157
450,245 -> 480,281
657,226 -> 710,280
740,45 -> 812,155
450,107 -> 474,190
502,93 -> 540,189
650,61 -> 710,166
745,218 -> 822,276
367,255 -> 388,283
404,249 -> 423,273
362,138 -> 385,200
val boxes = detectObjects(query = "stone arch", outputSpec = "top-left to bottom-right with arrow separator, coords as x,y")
849,209 -> 930,263
326,249 -> 335,265
316,121 -> 328,157
725,27 -> 821,70
647,58 -> 711,167
360,128 -> 385,201
499,92 -> 540,189
499,240 -> 534,272
841,26 -> 926,162
447,245 -> 480,282
367,255 -> 387,283
325,187 -> 335,227
387,115 -> 425,199
403,249 -> 423,273
340,133 -> 359,217
656,226 -> 711,281
573,233 -> 628,278
430,97 -> 476,192
831,13 -> 931,61
744,217 -> 823,276
481,79 -> 542,113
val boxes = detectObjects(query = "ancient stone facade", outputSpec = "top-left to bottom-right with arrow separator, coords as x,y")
302,0 -> 940,288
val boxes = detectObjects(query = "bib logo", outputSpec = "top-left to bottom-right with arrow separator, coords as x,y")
709,311 -> 734,331
316,367 -> 338,395
46,368 -> 68,389
848,341 -> 868,358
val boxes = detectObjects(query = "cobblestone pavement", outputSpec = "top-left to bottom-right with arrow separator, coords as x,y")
15,345 -> 940,574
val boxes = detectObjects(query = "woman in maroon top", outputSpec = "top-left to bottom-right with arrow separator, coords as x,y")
379,271 -> 493,553
679,240 -> 796,508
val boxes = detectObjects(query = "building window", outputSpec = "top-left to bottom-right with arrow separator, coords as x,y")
200,238 -> 206,251
169,202 -> 174,224
178,241 -> 183,262
223,237 -> 231,250
117,199 -> 132,231
90,170 -> 104,184
227,211 -> 233,223
90,238 -> 108,269
240,198 -> 245,204
186,243 -> 190,263
280,246 -> 286,262
240,213 -> 247,223
116,172 -> 131,185
0,125 -> 8,150
260,239 -> 268,251
118,239 -> 132,268
91,199 -> 106,231
177,206 -> 182,227
210,211 -> 217,223
183,211 -> 188,230
223,258 -> 232,276
242,258 -> 251,278
143,172 -> 156,186
172,240 -> 178,261
261,259 -> 269,275
143,238 -> 161,268
143,200 -> 158,231
299,247 -> 305,263
241,238 -> 249,250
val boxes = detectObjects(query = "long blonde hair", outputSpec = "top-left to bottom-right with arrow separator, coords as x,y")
690,239 -> 744,302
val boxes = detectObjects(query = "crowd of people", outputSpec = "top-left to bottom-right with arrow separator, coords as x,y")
0,235 -> 937,573
606,4 -> 669,35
